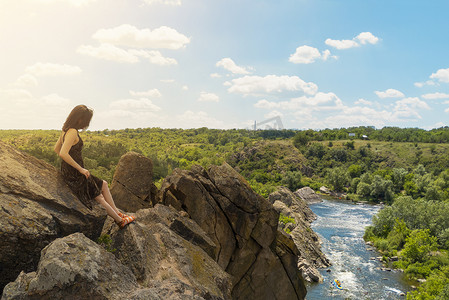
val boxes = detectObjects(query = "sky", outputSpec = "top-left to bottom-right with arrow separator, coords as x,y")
0,0 -> 448,131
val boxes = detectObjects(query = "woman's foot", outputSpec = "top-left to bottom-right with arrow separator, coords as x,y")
117,212 -> 128,218
118,215 -> 136,229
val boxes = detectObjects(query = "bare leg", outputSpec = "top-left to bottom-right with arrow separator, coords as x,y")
101,180 -> 121,215
95,194 -> 122,223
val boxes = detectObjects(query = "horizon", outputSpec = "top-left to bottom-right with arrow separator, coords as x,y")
1,0 -> 448,131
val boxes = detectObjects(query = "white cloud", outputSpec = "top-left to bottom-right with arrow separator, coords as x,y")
109,98 -> 161,111
130,49 -> 177,65
210,73 -> 221,78
197,92 -> 219,102
25,62 -> 82,76
392,97 -> 430,119
78,44 -> 140,63
375,88 -> 405,99
355,98 -> 373,106
227,75 -> 318,96
15,74 -> 38,87
216,58 -> 250,74
197,92 -> 220,102
421,92 -> 449,100
254,92 -> 343,112
430,68 -> 449,83
174,110 -> 224,128
325,32 -> 379,50
325,38 -> 359,50
182,85 -> 188,91
254,99 -> 280,109
130,89 -> 162,98
160,79 -> 175,83
78,44 -> 177,65
264,110 -> 283,119
355,32 -> 379,45
92,25 -> 190,50
0,88 -> 72,129
414,80 -> 437,88
289,46 -> 321,64
141,0 -> 182,5
42,93 -> 70,106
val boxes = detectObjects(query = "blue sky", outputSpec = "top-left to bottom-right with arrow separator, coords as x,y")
0,0 -> 448,130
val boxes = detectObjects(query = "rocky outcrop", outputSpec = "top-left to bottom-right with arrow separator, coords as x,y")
2,144 -> 309,299
110,152 -> 157,212
3,206 -> 233,300
269,187 -> 330,282
2,233 -> 140,300
101,205 -> 232,300
294,187 -> 322,204
0,140 -> 106,293
159,163 -> 307,299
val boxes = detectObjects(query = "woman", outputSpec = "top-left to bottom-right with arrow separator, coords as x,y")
54,104 -> 135,228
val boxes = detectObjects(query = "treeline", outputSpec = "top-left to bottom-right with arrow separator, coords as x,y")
294,126 -> 449,143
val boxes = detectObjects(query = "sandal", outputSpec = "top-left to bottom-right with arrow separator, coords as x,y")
117,212 -> 129,218
118,215 -> 136,229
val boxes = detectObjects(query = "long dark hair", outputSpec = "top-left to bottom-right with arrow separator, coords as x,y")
62,105 -> 93,131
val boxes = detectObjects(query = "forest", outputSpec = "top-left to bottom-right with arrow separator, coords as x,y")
1,125 -> 449,299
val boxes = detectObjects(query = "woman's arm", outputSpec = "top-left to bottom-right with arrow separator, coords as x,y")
57,129 -> 90,178
54,134 -> 63,154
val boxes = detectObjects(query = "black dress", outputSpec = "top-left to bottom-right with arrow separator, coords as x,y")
60,130 -> 103,210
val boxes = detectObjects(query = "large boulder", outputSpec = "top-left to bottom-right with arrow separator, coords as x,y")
2,232 -> 140,300
269,187 -> 330,282
159,163 -> 307,299
294,187 -> 322,204
101,205 -> 232,300
0,141 -> 106,293
110,152 -> 157,212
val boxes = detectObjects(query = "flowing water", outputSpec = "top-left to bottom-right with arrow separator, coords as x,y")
306,199 -> 412,300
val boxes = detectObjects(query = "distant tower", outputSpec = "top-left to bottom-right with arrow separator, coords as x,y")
253,116 -> 284,130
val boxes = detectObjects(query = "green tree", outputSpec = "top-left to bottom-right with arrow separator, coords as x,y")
348,164 -> 363,178
402,229 -> 438,264
326,167 -> 349,192
293,131 -> 309,148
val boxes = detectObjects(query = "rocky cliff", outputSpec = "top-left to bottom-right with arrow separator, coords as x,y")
0,140 -> 106,293
1,145 -> 310,299
158,163 -> 306,299
269,187 -> 330,282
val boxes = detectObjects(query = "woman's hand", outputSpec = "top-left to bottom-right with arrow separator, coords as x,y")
80,168 -> 90,179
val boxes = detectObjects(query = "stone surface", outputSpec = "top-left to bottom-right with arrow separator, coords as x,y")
101,206 -> 232,300
2,233 -> 139,300
0,141 -> 106,293
159,163 -> 307,300
269,186 -> 330,283
294,187 -> 323,204
110,151 -> 157,212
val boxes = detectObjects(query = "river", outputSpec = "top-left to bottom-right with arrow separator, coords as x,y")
306,199 -> 412,300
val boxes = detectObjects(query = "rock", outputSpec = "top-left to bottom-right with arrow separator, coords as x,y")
294,187 -> 322,204
417,279 -> 427,283
391,256 -> 399,261
0,141 -> 106,293
269,187 -> 330,282
101,206 -> 232,300
110,152 -> 157,212
2,233 -> 139,300
159,163 -> 306,299
319,186 -> 331,194
297,259 -> 323,283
